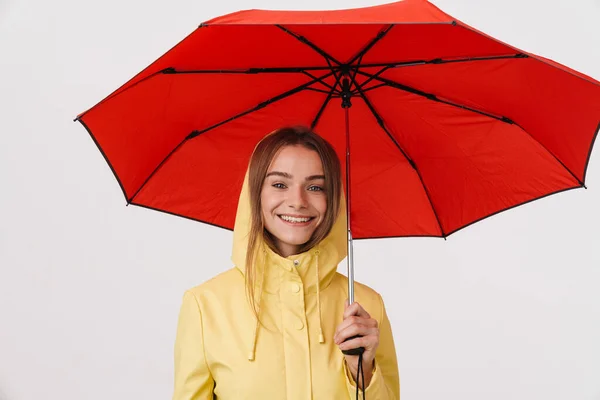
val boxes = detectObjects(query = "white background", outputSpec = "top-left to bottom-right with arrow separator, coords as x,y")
1,0 -> 599,399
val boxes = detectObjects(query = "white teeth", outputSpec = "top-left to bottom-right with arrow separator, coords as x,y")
280,215 -> 311,223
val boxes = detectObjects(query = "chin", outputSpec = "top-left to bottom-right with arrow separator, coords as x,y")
279,234 -> 313,246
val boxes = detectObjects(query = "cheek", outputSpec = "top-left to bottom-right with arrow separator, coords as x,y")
260,193 -> 270,218
315,197 -> 327,221
260,188 -> 278,217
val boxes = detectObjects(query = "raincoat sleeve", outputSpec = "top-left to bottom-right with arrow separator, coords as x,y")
172,290 -> 215,400
343,293 -> 400,399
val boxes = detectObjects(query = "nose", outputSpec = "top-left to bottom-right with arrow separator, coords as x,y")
287,185 -> 308,209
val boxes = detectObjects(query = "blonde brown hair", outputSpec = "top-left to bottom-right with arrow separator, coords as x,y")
245,126 -> 342,316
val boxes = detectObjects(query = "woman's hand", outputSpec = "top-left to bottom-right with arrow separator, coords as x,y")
334,299 -> 380,389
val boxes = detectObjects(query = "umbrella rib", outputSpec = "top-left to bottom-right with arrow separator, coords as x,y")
276,25 -> 343,66
127,70 -> 336,204
305,87 -> 334,95
348,24 -> 395,65
352,54 -> 527,95
301,70 -> 336,91
163,66 -> 335,74
357,53 -> 528,70
354,69 -> 515,124
311,92 -> 334,130
347,73 -> 447,237
353,65 -> 392,95
359,83 -> 388,94
311,72 -> 344,130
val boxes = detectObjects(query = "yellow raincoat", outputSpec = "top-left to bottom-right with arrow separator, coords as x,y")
172,172 -> 400,399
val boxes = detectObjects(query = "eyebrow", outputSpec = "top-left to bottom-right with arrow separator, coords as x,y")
265,171 -> 325,181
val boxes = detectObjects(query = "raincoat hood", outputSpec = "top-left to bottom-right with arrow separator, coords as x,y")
231,169 -> 348,360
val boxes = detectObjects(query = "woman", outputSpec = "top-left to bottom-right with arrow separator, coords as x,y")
172,126 -> 399,399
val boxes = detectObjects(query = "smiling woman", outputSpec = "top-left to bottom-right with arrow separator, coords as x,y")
172,126 -> 399,400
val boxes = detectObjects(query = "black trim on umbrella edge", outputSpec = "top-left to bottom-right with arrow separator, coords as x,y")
77,117 -> 129,203
130,201 -> 234,231
582,121 -> 600,186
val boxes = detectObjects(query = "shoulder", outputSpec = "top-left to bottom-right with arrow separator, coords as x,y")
331,271 -> 382,299
184,267 -> 244,301
331,272 -> 385,318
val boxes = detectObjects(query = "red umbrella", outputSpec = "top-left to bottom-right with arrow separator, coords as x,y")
75,0 -> 599,306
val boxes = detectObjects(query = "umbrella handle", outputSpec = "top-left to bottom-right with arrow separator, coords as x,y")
342,335 -> 365,356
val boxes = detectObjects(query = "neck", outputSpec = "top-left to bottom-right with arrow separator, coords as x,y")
275,241 -> 301,257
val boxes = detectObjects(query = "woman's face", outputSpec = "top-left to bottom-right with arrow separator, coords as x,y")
261,145 -> 327,257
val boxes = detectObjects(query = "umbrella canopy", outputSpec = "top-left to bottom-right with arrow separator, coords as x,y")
76,0 -> 600,239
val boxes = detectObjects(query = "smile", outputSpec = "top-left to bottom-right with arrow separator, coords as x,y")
278,215 -> 314,224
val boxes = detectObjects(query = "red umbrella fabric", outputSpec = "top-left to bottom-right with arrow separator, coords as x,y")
76,0 -> 600,238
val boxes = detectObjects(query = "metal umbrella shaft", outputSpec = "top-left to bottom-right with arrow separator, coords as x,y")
345,105 -> 356,305
341,76 -> 356,305
341,76 -> 365,357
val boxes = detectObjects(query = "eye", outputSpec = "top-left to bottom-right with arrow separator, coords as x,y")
308,185 -> 324,192
272,182 -> 286,189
